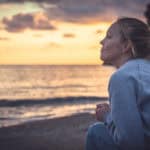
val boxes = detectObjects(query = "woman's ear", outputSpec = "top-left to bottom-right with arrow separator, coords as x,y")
122,40 -> 133,54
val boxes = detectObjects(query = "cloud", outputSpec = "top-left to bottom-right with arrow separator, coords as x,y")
49,42 -> 62,48
2,12 -> 57,32
32,34 -> 43,37
39,0 -> 150,24
63,33 -> 75,38
1,0 -> 150,25
95,29 -> 103,35
0,37 -> 10,40
0,0 -> 60,4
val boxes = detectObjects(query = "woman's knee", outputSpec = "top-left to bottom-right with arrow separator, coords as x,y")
86,122 -> 120,150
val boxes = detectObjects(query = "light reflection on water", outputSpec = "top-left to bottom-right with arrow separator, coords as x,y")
0,65 -> 114,127
0,65 -> 115,99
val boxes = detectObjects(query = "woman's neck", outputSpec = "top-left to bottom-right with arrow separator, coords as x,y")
113,55 -> 133,68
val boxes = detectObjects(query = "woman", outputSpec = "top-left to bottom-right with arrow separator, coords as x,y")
86,17 -> 150,150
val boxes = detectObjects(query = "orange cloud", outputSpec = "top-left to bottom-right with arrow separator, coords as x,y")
95,29 -> 103,35
0,37 -> 10,40
63,33 -> 75,38
32,34 -> 43,38
49,42 -> 62,48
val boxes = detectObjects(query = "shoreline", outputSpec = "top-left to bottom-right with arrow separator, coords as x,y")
0,113 -> 97,150
0,96 -> 108,107
0,96 -> 108,128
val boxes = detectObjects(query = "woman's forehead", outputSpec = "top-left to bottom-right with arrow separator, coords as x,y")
107,23 -> 120,34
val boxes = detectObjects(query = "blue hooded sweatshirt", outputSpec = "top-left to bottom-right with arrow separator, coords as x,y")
104,58 -> 150,150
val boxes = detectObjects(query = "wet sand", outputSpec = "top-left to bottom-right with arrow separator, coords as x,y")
0,113 -> 96,150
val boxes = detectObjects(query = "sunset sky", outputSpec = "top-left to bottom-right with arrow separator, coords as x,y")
0,0 -> 149,65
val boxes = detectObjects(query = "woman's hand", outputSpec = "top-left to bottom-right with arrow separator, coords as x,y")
95,103 -> 110,121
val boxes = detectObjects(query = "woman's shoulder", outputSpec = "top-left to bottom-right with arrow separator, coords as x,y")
110,58 -> 150,85
118,58 -> 150,75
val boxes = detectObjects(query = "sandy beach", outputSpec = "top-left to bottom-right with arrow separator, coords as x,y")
0,113 -> 96,150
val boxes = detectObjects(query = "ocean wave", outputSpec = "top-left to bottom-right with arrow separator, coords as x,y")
0,96 -> 107,107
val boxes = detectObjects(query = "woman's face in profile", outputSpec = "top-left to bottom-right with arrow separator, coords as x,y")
100,23 -> 124,65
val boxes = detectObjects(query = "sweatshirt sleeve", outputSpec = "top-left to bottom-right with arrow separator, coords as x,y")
105,72 -> 145,150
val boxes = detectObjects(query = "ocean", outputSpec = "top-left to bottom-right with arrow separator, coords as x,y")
0,65 -> 115,127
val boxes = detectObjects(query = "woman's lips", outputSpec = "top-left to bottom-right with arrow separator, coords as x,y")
101,48 -> 105,52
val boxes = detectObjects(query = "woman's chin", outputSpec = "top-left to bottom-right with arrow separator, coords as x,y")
100,55 -> 108,62
100,56 -> 111,65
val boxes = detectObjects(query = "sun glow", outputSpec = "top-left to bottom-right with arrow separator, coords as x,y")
0,1 -> 113,65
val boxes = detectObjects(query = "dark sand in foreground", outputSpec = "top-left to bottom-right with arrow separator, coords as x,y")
0,113 -> 96,150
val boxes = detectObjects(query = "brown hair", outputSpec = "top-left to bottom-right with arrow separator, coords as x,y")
116,17 -> 150,58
